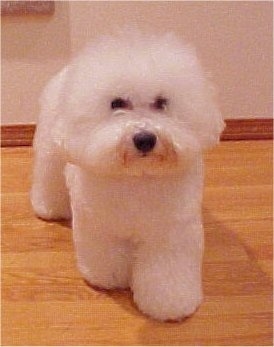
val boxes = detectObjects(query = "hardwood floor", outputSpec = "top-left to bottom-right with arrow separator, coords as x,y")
1,140 -> 273,346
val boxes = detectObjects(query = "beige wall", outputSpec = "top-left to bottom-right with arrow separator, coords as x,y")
2,1 -> 272,124
2,2 -> 71,124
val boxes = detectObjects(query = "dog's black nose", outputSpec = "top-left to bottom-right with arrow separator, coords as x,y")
133,131 -> 157,154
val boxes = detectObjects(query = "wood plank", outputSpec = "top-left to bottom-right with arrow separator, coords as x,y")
1,141 -> 273,345
1,119 -> 273,147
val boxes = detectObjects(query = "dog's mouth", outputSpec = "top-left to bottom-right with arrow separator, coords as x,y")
113,124 -> 187,176
120,137 -> 178,171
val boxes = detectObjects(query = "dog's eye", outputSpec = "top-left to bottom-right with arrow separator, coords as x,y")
111,98 -> 131,110
152,97 -> 168,111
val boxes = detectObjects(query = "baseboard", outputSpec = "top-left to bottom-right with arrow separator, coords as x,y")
1,119 -> 273,147
222,119 -> 273,141
1,124 -> 36,147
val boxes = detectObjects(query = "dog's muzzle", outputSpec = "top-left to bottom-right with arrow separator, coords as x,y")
133,131 -> 157,154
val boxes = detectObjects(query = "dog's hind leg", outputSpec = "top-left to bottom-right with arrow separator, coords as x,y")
31,131 -> 71,221
31,67 -> 71,220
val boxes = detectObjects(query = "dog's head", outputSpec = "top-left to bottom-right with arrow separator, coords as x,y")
46,32 -> 225,177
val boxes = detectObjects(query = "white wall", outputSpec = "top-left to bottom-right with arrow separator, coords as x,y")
2,1 -> 272,124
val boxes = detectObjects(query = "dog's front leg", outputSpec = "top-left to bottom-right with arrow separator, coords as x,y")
73,230 -> 132,290
132,222 -> 204,321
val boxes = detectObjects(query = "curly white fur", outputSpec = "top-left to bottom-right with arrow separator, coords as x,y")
31,31 -> 224,321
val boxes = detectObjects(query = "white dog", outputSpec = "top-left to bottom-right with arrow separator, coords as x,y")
31,31 -> 224,321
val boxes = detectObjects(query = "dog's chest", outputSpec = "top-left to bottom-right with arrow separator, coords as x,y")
66,166 -> 198,237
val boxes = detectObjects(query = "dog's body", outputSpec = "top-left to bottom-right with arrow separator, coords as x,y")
31,31 -> 224,321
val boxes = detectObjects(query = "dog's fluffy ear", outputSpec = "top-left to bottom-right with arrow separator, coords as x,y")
175,46 -> 225,150
197,82 -> 225,149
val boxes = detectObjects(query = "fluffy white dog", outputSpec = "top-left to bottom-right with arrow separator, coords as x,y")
31,31 -> 224,321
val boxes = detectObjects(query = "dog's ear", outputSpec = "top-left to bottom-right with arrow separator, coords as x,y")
170,41 -> 225,150
178,44 -> 225,149
198,84 -> 225,149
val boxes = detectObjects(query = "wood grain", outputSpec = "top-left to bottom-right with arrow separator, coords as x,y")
1,119 -> 273,147
1,141 -> 273,346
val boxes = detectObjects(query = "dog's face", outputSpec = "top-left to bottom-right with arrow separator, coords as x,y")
50,33 -> 224,177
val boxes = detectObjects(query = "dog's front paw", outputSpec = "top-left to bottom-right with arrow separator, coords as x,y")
75,241 -> 132,290
132,273 -> 203,321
